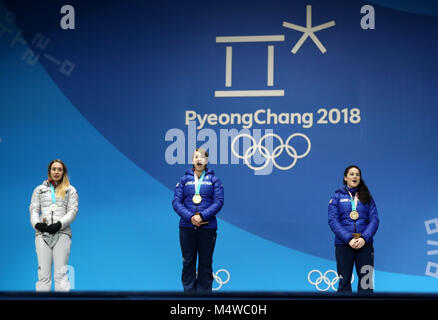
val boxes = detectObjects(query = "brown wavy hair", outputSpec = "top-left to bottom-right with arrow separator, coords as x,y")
343,165 -> 373,204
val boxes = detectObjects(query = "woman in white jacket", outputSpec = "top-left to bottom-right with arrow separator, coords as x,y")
29,159 -> 78,292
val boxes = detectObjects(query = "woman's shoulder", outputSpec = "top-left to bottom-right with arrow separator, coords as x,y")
66,185 -> 78,194
329,187 -> 347,200
180,172 -> 193,180
329,191 -> 339,203
33,181 -> 49,192
176,172 -> 192,186
334,186 -> 349,195
210,174 -> 222,184
205,169 -> 220,179
183,169 -> 195,177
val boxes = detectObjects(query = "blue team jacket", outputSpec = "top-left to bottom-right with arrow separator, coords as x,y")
172,168 -> 224,229
328,186 -> 379,245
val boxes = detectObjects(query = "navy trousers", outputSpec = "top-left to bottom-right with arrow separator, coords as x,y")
179,227 -> 217,292
335,243 -> 374,293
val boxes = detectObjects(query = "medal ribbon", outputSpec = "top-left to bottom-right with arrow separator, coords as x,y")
45,181 -> 59,244
49,183 -> 57,205
194,170 -> 205,195
345,188 -> 358,211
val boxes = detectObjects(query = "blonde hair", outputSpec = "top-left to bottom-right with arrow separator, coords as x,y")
48,159 -> 70,199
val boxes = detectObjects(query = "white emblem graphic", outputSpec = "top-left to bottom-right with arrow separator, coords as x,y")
215,35 -> 285,98
308,269 -> 354,292
212,269 -> 230,291
282,5 -> 336,54
231,132 -> 311,171
425,218 -> 438,278
215,5 -> 335,97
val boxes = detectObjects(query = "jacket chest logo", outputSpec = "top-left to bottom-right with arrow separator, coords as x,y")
185,181 -> 213,186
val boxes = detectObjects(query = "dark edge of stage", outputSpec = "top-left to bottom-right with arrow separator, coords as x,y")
1,291 -> 438,300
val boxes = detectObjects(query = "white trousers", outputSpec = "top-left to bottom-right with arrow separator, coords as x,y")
35,233 -> 71,292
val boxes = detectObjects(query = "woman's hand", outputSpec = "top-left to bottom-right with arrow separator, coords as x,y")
349,238 -> 358,249
349,237 -> 366,249
47,221 -> 62,234
35,223 -> 48,233
356,237 -> 366,249
191,215 -> 203,227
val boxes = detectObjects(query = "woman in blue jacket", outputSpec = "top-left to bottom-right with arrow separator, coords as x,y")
172,148 -> 224,292
328,165 -> 379,293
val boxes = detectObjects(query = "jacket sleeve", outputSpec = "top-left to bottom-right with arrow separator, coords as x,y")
200,177 -> 224,221
60,186 -> 79,228
172,177 -> 194,223
29,186 -> 41,229
361,199 -> 379,243
328,194 -> 352,244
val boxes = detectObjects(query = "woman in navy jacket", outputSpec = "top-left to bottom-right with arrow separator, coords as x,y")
172,148 -> 224,292
328,165 -> 379,292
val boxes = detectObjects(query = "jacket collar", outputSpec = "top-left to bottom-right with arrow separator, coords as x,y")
185,168 -> 214,176
337,185 -> 357,194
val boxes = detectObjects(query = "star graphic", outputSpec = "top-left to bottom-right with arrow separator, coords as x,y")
282,5 -> 335,54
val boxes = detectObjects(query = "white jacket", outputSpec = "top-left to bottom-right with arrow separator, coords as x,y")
29,180 -> 79,237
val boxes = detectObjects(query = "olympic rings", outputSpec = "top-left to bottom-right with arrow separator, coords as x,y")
212,269 -> 231,291
231,132 -> 311,171
307,269 -> 355,292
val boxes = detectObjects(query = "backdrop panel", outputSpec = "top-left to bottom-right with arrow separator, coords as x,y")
1,0 -> 437,292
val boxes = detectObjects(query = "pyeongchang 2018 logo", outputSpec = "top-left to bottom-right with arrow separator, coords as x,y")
164,5 -> 370,175
215,5 -> 335,98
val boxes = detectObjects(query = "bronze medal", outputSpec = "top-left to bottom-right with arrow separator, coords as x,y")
349,210 -> 359,220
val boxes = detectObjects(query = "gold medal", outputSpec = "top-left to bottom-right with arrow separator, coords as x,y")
192,194 -> 202,204
350,210 -> 359,220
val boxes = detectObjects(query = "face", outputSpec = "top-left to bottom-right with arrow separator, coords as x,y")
344,167 -> 361,188
50,162 -> 64,183
192,151 -> 208,172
